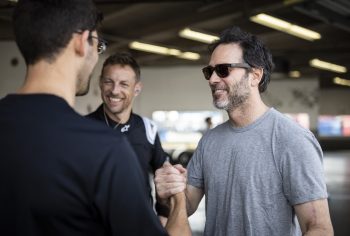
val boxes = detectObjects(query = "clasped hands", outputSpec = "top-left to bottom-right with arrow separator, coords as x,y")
155,161 -> 187,200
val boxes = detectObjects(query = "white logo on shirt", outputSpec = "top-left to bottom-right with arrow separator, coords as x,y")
121,125 -> 130,133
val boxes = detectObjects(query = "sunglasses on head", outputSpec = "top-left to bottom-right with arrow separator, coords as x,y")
202,63 -> 252,80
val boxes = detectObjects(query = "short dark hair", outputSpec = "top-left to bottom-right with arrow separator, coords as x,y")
101,52 -> 141,82
209,27 -> 274,93
13,0 -> 102,65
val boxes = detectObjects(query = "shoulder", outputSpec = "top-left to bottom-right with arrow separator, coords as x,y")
138,115 -> 158,145
271,109 -> 315,141
270,109 -> 321,160
85,104 -> 104,120
74,115 -> 127,150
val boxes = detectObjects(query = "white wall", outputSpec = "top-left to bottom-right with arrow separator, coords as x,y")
262,78 -> 319,129
135,66 -> 214,117
319,89 -> 350,115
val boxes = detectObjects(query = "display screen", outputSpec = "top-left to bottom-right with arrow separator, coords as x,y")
318,115 -> 350,137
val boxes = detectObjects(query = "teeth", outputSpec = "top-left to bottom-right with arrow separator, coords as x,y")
110,97 -> 122,102
213,89 -> 227,95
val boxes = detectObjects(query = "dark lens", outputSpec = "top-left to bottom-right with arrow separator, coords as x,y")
97,41 -> 103,54
215,64 -> 230,78
97,40 -> 106,54
202,66 -> 214,80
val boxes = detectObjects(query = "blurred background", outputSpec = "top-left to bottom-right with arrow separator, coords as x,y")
1,0 -> 349,235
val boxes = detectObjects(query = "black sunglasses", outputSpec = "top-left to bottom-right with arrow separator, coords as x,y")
202,63 -> 251,80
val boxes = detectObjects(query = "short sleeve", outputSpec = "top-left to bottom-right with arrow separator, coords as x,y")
187,138 -> 204,189
280,130 -> 328,205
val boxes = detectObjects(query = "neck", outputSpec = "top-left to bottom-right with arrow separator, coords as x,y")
17,53 -> 79,107
227,96 -> 269,128
103,105 -> 131,125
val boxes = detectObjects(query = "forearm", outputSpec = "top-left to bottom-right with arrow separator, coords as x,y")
185,191 -> 196,216
165,192 -> 192,236
185,185 -> 204,217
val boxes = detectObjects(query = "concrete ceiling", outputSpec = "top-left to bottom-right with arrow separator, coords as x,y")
1,0 -> 350,88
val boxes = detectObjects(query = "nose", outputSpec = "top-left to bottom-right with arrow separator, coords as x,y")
208,71 -> 221,85
111,84 -> 121,94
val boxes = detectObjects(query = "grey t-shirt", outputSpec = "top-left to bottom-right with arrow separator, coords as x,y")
187,108 -> 327,236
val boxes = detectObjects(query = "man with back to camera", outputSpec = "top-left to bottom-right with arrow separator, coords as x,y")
155,27 -> 334,235
86,52 -> 170,223
0,0 -> 191,235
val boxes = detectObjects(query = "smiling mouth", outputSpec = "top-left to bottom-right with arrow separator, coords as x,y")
108,97 -> 123,103
212,88 -> 228,95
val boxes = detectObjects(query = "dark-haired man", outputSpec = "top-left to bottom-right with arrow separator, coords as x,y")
155,27 -> 333,235
87,52 -> 169,223
0,1 -> 190,235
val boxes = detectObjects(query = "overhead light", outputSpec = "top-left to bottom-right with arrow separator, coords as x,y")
250,13 -> 321,41
179,28 -> 219,44
289,70 -> 301,78
129,41 -> 169,55
177,52 -> 201,60
129,41 -> 200,61
309,59 -> 347,73
333,77 -> 350,87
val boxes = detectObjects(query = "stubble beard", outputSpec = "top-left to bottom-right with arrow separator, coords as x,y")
213,74 -> 250,112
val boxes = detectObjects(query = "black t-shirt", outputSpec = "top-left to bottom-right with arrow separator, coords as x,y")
87,105 -> 167,201
0,94 -> 167,236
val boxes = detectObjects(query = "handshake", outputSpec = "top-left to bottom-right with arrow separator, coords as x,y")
154,161 -> 193,236
155,161 -> 188,202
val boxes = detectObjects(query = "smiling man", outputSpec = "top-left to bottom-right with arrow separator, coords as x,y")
155,27 -> 334,236
87,52 -> 169,221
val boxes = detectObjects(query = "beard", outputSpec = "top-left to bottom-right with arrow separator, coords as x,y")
212,73 -> 250,111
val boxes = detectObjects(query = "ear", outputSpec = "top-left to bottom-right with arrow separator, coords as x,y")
134,82 -> 142,96
250,67 -> 264,88
74,30 -> 90,57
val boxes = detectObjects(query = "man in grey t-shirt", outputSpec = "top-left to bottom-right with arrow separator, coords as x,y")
155,27 -> 333,235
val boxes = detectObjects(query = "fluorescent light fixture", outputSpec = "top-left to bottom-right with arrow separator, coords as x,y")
129,41 -> 169,55
250,13 -> 321,41
309,59 -> 347,73
179,28 -> 219,44
168,49 -> 181,56
289,70 -> 301,78
333,77 -> 350,87
129,41 -> 200,61
177,52 -> 201,60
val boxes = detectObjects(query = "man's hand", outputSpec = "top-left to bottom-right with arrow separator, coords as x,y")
155,162 -> 187,199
